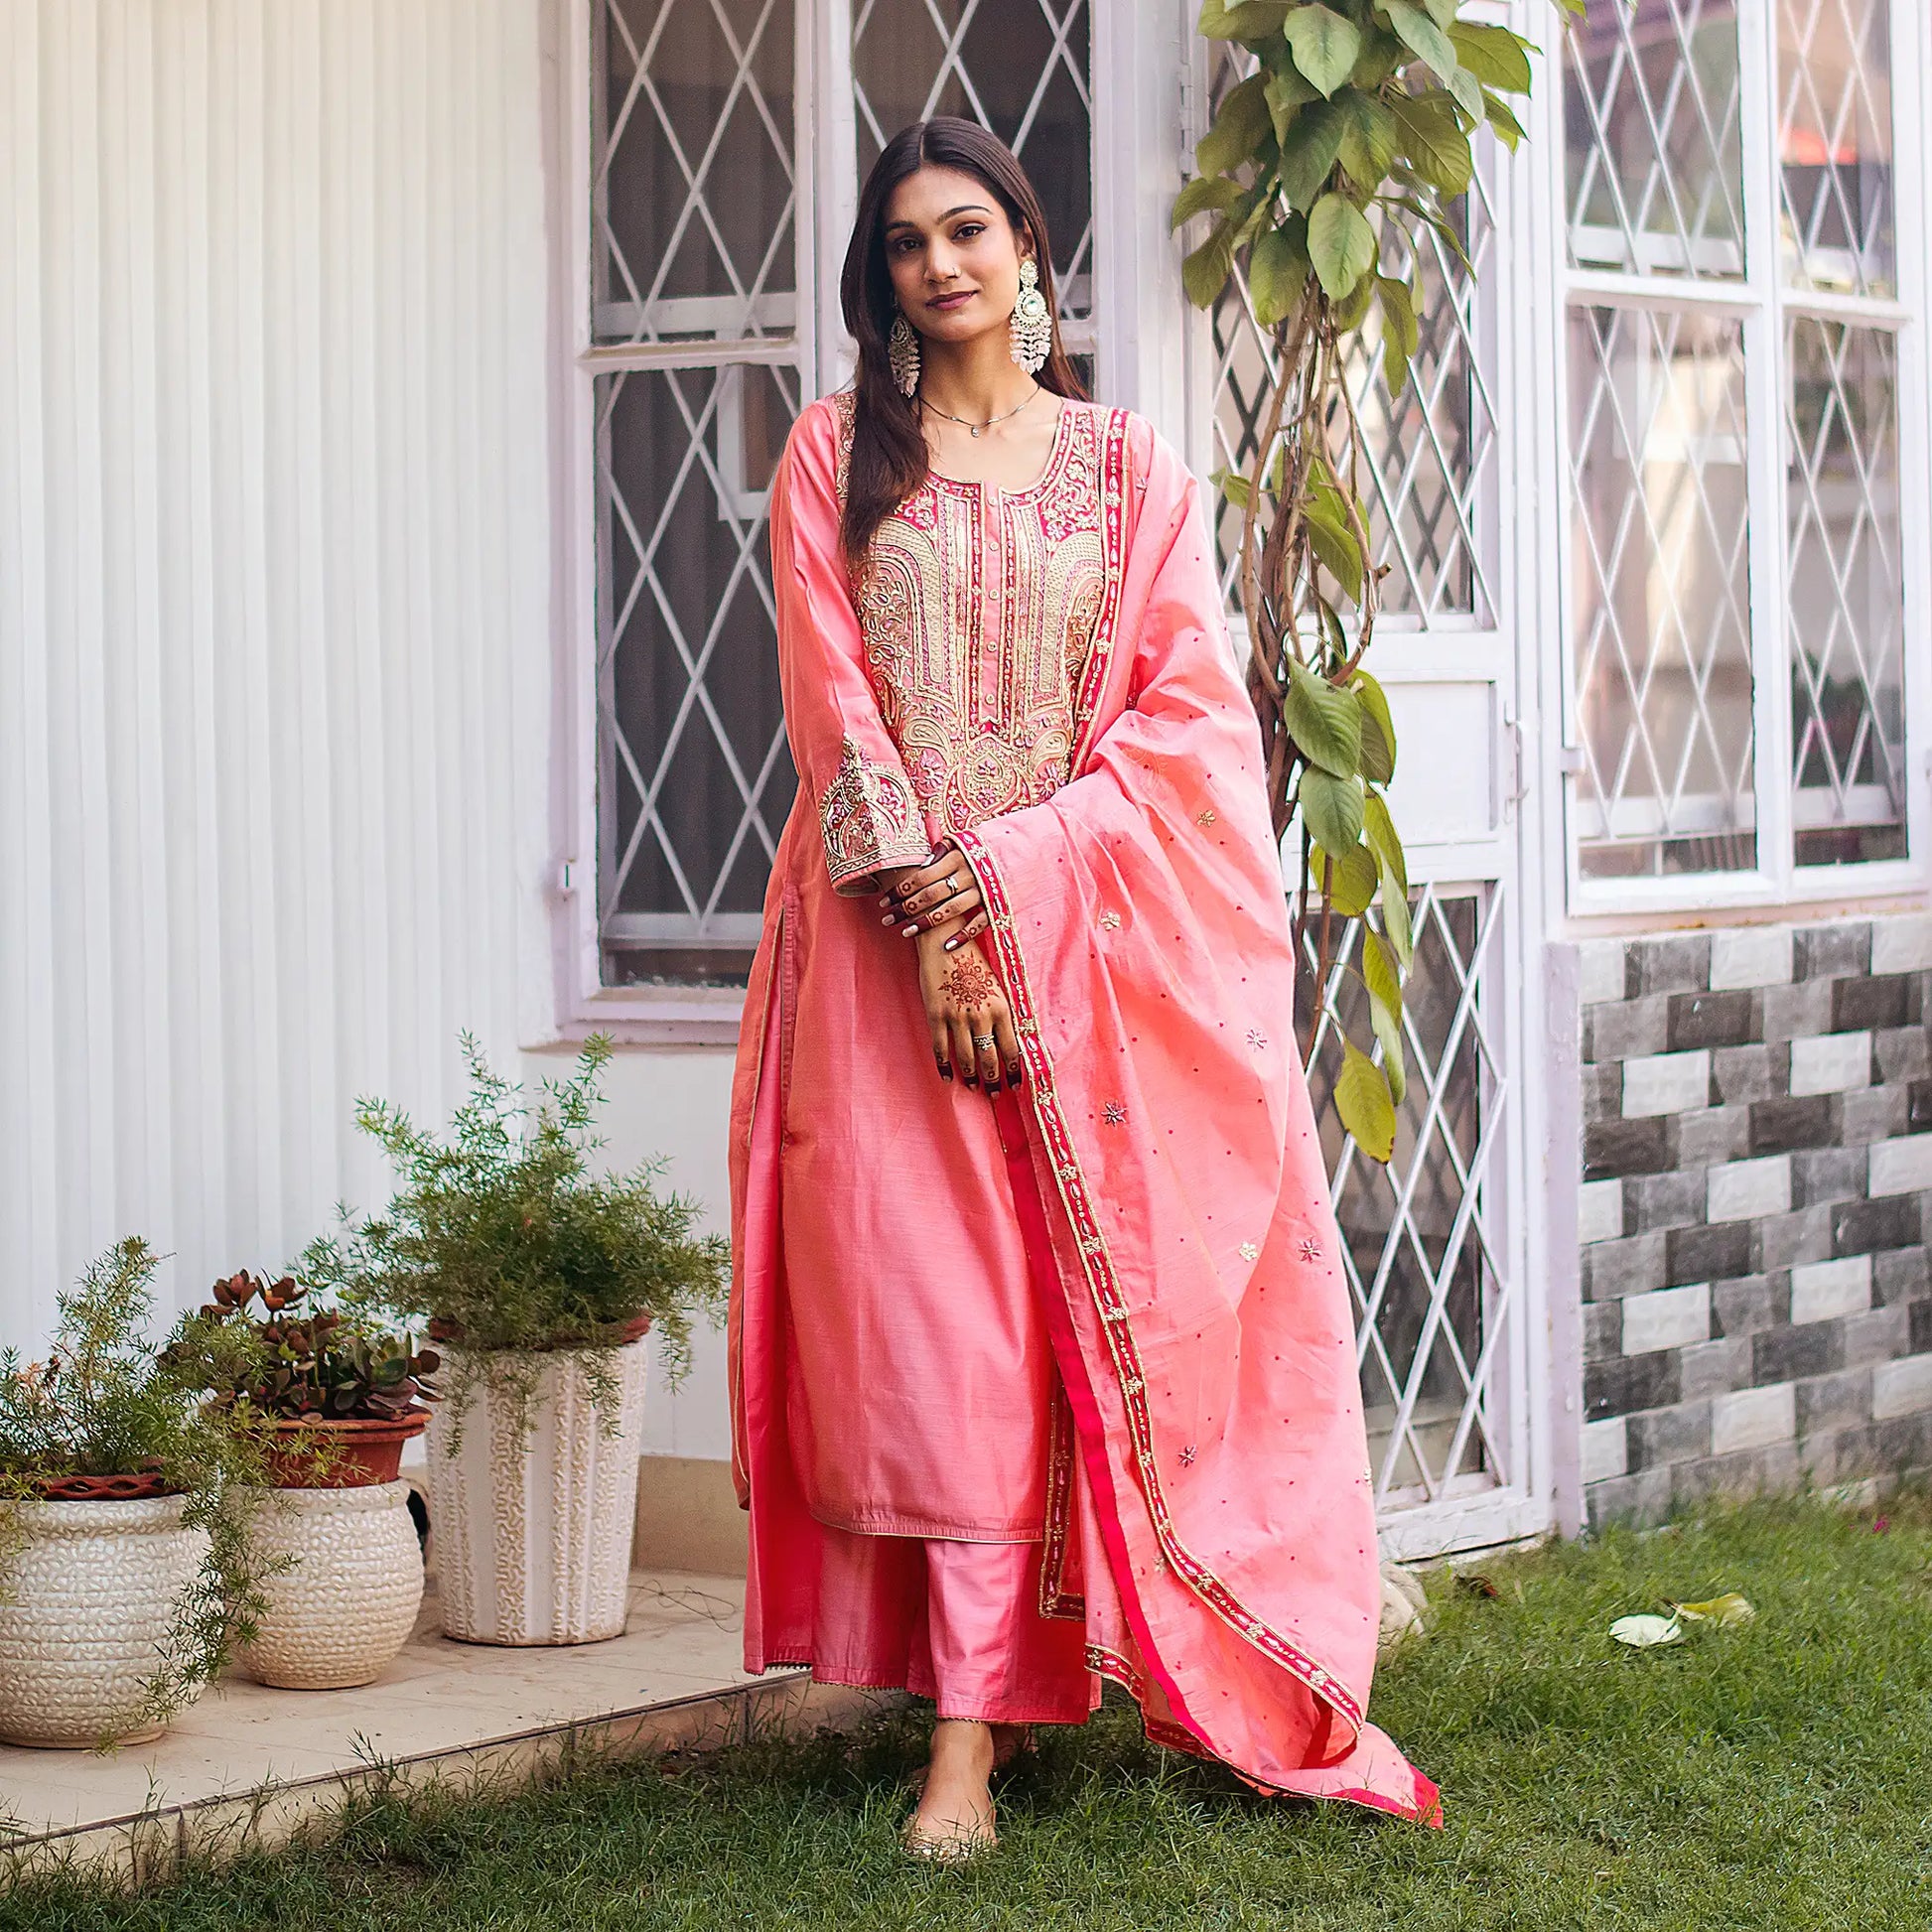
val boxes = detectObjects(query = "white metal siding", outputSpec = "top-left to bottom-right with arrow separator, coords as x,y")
0,0 -> 563,1346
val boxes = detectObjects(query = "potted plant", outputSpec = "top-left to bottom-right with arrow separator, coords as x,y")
0,1239 -> 266,1747
301,1035 -> 729,1645
164,1272 -> 440,1690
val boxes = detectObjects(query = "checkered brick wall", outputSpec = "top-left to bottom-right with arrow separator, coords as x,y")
1578,912 -> 1932,1528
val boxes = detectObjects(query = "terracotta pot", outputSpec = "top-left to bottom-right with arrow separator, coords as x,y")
263,1409 -> 432,1488
26,1469 -> 175,1502
237,1480 -> 425,1690
425,1330 -> 649,1645
0,1494 -> 211,1746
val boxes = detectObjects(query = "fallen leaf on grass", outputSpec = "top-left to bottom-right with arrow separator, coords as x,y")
1673,1592 -> 1755,1625
1872,1517 -> 1890,1535
1609,1613 -> 1684,1649
1454,1573 -> 1500,1598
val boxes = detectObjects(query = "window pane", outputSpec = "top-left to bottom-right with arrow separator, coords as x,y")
596,365 -> 800,983
1204,48 -> 1496,623
1787,321 -> 1906,866
593,0 -> 796,345
1569,306 -> 1756,879
1565,0 -> 1744,279
1303,891 -> 1510,1504
851,0 -> 1093,319
1777,0 -> 1894,298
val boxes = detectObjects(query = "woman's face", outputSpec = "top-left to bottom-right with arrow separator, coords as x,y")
881,164 -> 1033,350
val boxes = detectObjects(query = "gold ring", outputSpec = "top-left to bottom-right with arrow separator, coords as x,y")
973,1034 -> 997,1051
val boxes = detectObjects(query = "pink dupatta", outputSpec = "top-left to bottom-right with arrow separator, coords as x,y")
729,400 -> 1438,1823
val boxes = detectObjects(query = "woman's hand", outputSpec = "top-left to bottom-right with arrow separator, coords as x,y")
915,931 -> 1023,1093
878,847 -> 988,949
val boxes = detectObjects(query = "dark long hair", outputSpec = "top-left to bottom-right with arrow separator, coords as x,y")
838,117 -> 1087,565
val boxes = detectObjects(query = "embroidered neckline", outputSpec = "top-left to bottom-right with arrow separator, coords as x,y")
923,399 -> 1076,502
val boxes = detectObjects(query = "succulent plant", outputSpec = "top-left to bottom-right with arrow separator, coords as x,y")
169,1273 -> 440,1424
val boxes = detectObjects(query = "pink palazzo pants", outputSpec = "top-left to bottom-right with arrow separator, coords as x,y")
794,1086 -> 1099,1725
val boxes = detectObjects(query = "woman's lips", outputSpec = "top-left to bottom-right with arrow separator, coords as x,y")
927,290 -> 974,311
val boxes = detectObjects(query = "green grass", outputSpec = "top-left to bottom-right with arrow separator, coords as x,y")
8,1492 -> 1932,1930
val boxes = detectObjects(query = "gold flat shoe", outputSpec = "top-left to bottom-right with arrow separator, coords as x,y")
900,1818 -> 997,1865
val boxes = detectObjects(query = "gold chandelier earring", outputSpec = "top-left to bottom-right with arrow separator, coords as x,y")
1009,258 -> 1053,374
888,312 -> 921,398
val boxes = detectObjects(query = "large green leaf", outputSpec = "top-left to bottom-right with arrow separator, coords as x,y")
1446,66 -> 1485,124
1249,219 -> 1311,324
1390,89 -> 1472,194
1277,96 -> 1345,209
1299,766 -> 1366,853
1198,0 -> 1294,43
1308,191 -> 1376,299
1383,1 -> 1457,84
1482,86 -> 1527,152
1374,273 -> 1419,393
1362,925 -> 1403,1014
1314,838 -> 1380,916
1336,1038 -> 1397,1161
1265,64 -> 1319,143
1197,73 -> 1273,177
1284,4 -> 1360,96
1351,669 -> 1398,783
1378,863 -> 1414,966
1363,784 -> 1407,893
1182,218 -> 1238,308
1336,91 -> 1399,187
1211,465 -> 1254,509
1448,20 -> 1533,93
1305,499 -> 1364,600
1285,656 -> 1364,776
1349,23 -> 1405,88
1368,990 -> 1407,1106
1170,174 -> 1242,230
1303,464 -> 1364,598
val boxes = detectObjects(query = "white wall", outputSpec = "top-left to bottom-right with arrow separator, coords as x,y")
0,0 -> 736,1452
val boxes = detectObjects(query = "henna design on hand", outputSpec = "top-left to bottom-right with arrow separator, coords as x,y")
940,955 -> 1000,1008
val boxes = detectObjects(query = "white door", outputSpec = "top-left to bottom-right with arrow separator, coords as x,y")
1174,7 -> 1552,1560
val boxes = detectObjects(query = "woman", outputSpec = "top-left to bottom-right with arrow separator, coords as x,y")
727,117 -> 1436,1860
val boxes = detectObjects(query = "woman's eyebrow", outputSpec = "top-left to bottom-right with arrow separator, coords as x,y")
884,203 -> 994,232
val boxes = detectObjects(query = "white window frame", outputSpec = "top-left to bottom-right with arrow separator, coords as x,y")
1550,0 -> 1932,921
548,0 -> 1130,1039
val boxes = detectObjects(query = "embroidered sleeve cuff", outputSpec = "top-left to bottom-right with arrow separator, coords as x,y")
819,736 -> 932,895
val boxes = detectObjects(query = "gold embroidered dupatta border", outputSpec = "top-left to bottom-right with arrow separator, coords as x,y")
947,416 -> 1366,1738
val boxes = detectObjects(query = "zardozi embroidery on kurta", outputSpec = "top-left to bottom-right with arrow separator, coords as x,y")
835,392 -> 1109,840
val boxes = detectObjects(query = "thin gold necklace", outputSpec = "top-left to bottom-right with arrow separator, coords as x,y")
918,384 -> 1042,439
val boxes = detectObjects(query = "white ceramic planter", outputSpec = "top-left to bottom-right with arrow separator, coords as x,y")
237,1479 -> 425,1690
0,1494 -> 211,1747
425,1336 -> 647,1645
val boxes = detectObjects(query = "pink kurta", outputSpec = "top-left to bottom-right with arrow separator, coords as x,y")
729,392 -> 1439,1821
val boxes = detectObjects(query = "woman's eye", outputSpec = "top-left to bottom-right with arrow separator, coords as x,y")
954,224 -> 984,240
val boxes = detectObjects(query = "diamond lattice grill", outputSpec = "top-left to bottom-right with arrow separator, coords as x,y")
1569,305 -> 1756,878
1564,0 -> 1744,278
1776,0 -> 1894,297
1303,891 -> 1513,1507
1785,319 -> 1906,866
595,0 -> 797,344
1205,49 -> 1496,623
851,0 -> 1093,318
597,365 -> 800,958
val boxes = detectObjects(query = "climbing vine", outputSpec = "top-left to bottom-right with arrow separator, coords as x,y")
1176,0 -> 1567,1158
